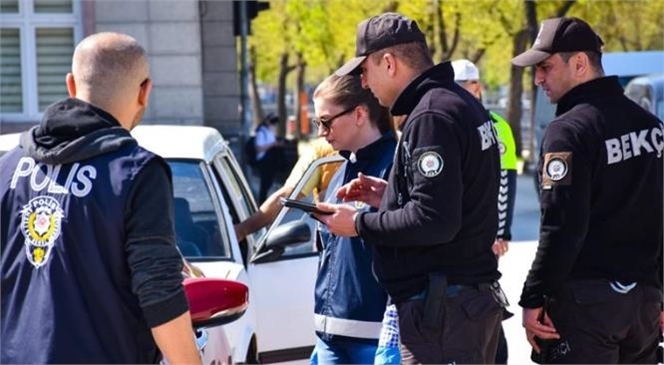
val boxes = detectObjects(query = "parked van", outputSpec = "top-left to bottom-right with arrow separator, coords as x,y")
624,73 -> 664,120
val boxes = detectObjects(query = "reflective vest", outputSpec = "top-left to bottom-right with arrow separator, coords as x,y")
491,111 -> 518,170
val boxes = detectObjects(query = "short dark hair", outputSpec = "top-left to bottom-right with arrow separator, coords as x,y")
369,41 -> 433,73
559,51 -> 605,75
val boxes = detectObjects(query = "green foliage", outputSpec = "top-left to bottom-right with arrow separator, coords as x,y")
571,0 -> 664,51
250,0 -> 663,90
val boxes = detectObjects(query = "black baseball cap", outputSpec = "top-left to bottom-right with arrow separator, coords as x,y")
335,12 -> 426,76
512,17 -> 604,67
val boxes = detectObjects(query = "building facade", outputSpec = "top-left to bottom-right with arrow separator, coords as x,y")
0,0 -> 241,136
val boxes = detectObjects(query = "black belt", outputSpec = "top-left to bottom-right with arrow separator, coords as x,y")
408,282 -> 493,301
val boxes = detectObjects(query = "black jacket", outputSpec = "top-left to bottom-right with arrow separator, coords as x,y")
355,62 -> 502,302
520,76 -> 664,308
0,98 -> 187,363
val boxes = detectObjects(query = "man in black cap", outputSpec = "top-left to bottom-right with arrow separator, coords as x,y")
314,12 -> 506,364
513,16 -> 663,363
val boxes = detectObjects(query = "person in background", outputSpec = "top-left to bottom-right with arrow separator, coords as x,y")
255,113 -> 285,204
317,12 -> 506,364
235,137 -> 340,242
310,73 -> 396,365
512,16 -> 662,363
451,59 -> 518,257
0,32 -> 200,364
452,58 -> 517,364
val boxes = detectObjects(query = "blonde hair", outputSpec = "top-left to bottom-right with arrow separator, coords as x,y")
314,74 -> 394,136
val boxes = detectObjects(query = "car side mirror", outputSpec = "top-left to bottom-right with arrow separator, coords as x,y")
183,277 -> 249,329
250,220 -> 311,264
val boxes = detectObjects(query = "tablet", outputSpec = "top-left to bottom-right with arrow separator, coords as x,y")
279,198 -> 333,215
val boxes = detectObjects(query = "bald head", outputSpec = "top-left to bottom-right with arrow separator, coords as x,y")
71,32 -> 149,111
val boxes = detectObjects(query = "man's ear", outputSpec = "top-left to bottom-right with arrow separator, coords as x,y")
138,78 -> 152,107
574,52 -> 589,76
66,73 -> 76,97
384,53 -> 397,77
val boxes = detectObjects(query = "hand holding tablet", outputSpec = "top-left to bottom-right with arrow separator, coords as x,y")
279,198 -> 333,215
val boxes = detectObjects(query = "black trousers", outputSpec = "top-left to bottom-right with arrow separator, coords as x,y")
257,147 -> 284,204
538,279 -> 661,364
396,287 -> 503,364
495,325 -> 508,364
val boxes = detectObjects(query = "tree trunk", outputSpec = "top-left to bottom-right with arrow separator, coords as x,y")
293,52 -> 306,140
277,52 -> 289,137
248,44 -> 264,130
506,29 -> 529,159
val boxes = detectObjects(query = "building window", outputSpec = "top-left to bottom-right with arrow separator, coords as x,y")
0,0 -> 81,122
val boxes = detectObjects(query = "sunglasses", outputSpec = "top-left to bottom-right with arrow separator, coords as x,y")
313,105 -> 358,131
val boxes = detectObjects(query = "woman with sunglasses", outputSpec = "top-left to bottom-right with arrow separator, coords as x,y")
310,74 -> 396,365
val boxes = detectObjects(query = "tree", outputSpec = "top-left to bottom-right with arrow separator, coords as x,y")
248,0 -> 663,149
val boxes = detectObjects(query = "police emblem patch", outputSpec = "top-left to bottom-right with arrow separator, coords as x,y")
417,152 -> 444,178
20,196 -> 64,268
545,158 -> 568,181
542,152 -> 572,188
499,142 -> 506,156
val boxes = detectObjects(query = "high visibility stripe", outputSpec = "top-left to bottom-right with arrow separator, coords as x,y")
314,314 -> 382,339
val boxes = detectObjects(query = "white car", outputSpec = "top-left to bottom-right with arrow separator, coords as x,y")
0,125 -> 346,363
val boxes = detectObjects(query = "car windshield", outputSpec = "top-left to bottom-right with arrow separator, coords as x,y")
168,159 -> 230,260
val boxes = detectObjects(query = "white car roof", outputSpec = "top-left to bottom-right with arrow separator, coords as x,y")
131,125 -> 227,162
0,132 -> 20,152
0,125 -> 229,162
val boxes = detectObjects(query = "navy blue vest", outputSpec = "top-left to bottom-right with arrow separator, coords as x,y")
1,142 -> 163,363
314,135 -> 396,342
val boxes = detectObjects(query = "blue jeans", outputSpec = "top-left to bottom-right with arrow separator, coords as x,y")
310,338 -> 378,365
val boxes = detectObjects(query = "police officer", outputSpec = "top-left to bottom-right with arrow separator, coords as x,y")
512,17 -> 663,363
314,13 -> 506,364
452,58 -> 518,364
0,33 -> 200,364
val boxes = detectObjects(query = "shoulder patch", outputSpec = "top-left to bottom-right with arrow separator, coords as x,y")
542,152 -> 572,189
417,151 -> 444,178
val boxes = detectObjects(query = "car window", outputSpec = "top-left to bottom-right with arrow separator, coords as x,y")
169,160 -> 230,260
264,156 -> 345,259
212,154 -> 262,266
214,155 -> 257,226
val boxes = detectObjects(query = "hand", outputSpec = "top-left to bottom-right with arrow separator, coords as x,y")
311,202 -> 359,237
659,311 -> 664,332
523,307 -> 560,354
492,239 -> 509,257
336,173 -> 387,208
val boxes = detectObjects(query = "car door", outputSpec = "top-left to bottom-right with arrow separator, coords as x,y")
167,157 -> 256,363
247,155 -> 345,363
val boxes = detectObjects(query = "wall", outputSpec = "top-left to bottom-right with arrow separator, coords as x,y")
94,0 -> 204,125
199,1 -> 241,135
